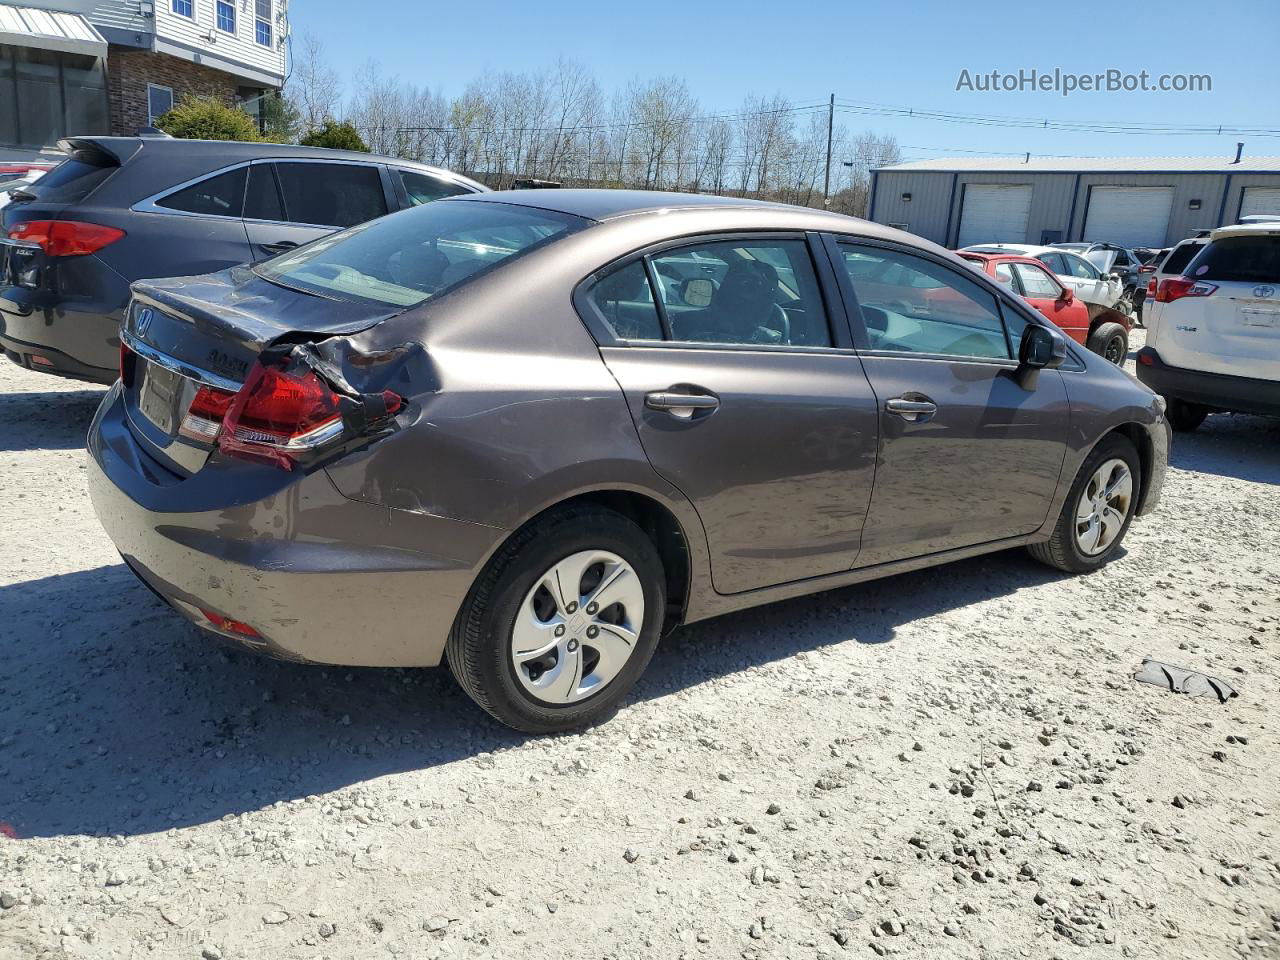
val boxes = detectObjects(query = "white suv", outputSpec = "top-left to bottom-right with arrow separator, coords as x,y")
1137,222 -> 1280,431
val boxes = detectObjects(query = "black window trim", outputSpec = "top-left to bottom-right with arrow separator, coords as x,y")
391,166 -> 480,211
573,230 -> 853,354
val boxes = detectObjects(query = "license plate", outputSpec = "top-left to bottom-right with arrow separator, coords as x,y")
1241,309 -> 1279,328
138,363 -> 182,433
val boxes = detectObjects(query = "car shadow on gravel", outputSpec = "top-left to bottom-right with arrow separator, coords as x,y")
1169,413 -> 1280,485
0,549 -> 1066,840
0,388 -> 105,451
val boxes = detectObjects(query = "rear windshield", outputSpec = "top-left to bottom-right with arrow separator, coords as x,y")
255,200 -> 585,307
23,158 -> 116,204
1159,241 -> 1203,276
1186,235 -> 1280,284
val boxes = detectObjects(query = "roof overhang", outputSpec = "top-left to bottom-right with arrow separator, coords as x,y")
152,35 -> 284,89
0,4 -> 106,57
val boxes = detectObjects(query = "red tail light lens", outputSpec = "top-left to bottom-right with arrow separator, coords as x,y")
1146,278 -> 1156,297
179,384 -> 237,442
217,363 -> 346,470
7,220 -> 125,257
1154,277 -> 1218,303
119,340 -> 136,387
200,608 -> 261,639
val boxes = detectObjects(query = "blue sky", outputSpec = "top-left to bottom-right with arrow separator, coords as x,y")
291,0 -> 1279,161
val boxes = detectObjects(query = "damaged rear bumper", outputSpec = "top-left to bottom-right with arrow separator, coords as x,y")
87,383 -> 504,667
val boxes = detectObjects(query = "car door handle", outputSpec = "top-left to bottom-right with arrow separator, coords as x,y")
886,397 -> 937,421
645,390 -> 720,417
258,240 -> 298,256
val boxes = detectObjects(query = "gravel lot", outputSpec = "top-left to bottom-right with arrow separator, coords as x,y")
2,331 -> 1278,960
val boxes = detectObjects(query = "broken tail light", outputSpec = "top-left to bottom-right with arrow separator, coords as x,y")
119,340 -> 136,387
7,220 -> 125,257
179,384 -> 237,442
213,360 -> 403,470
1154,277 -> 1218,303
200,608 -> 262,639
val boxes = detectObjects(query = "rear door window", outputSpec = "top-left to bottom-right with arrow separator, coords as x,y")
1188,235 -> 1280,283
1012,262 -> 1061,298
156,166 -> 246,217
398,170 -> 472,206
1159,241 -> 1203,276
274,162 -> 388,228
585,260 -> 663,341
1037,252 -> 1067,274
243,163 -> 283,221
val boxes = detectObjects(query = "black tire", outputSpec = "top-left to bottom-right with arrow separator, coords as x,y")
446,506 -> 666,733
1165,398 -> 1208,433
1088,321 -> 1129,366
1027,434 -> 1141,574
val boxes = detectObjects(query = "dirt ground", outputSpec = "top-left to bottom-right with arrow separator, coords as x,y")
1,330 -> 1278,960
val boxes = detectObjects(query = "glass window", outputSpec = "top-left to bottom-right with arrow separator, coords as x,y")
243,164 -> 283,221
1012,263 -> 1061,298
838,243 -> 1012,359
1037,252 -> 1066,274
1187,235 -> 1280,283
993,263 -> 1015,287
216,0 -> 236,32
147,84 -> 173,125
273,162 -> 386,227
172,0 -> 193,15
647,240 -> 830,347
15,48 -> 59,148
23,157 -> 115,203
399,170 -> 472,206
156,166 -> 247,217
255,0 -> 272,45
1160,241 -> 1203,276
587,261 -> 663,341
255,200 -> 584,308
1064,254 -> 1098,280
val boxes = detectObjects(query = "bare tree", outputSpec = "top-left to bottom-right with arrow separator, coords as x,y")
288,33 -> 342,134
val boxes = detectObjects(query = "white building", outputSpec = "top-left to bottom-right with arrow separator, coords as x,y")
1,0 -> 289,153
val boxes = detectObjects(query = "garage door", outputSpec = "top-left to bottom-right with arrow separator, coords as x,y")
1239,187 -> 1280,219
1083,186 -> 1174,247
956,184 -> 1032,248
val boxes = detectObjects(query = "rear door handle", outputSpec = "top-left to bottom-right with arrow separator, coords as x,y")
886,397 -> 937,422
645,390 -> 720,418
258,240 -> 298,256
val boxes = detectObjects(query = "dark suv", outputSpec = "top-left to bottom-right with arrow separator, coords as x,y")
0,137 -> 486,383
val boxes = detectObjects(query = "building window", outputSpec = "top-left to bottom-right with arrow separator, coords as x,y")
255,0 -> 272,45
171,0 -> 193,17
147,83 -> 174,125
216,0 -> 236,32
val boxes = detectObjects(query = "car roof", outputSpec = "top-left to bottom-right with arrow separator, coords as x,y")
959,251 -> 1058,267
1210,221 -> 1280,239
448,188 -> 879,227
59,136 -> 488,190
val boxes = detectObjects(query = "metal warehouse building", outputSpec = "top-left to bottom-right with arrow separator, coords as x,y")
868,155 -> 1280,250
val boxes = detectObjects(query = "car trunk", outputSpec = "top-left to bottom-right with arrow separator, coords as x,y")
122,266 -> 395,478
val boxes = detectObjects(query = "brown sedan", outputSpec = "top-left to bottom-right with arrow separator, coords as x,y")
87,191 -> 1169,732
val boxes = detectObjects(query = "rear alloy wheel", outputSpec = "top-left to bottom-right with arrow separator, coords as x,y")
1028,435 -> 1141,573
1088,321 -> 1129,366
446,506 -> 665,733
1165,398 -> 1208,433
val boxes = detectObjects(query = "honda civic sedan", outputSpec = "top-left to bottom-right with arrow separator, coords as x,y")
87,190 -> 1169,732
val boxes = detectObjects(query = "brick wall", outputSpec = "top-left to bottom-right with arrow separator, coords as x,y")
106,47 -> 240,137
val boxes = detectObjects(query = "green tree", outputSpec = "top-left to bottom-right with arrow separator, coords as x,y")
299,120 -> 368,152
258,92 -> 303,144
155,95 -> 264,142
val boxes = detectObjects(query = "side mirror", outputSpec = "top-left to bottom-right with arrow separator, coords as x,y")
1057,286 -> 1074,303
1019,323 -> 1067,370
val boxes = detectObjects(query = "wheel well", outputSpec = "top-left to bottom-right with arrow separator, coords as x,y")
525,491 -> 691,632
1103,423 -> 1154,512
1088,310 -> 1131,335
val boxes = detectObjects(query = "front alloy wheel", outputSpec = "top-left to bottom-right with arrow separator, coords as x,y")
1074,459 -> 1133,556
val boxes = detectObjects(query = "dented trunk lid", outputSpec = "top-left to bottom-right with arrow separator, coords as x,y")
123,266 -> 395,477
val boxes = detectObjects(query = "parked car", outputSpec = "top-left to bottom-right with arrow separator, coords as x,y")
1141,237 -> 1208,334
1137,221 -> 1280,431
957,252 -> 1104,354
0,137 -> 486,384
0,169 -> 45,209
1051,242 -> 1146,316
87,191 -> 1169,732
960,243 -> 1132,364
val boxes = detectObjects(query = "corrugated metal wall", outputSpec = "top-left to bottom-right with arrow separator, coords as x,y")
871,168 -> 1280,248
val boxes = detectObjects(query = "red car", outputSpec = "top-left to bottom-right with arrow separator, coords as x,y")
959,252 -> 1093,350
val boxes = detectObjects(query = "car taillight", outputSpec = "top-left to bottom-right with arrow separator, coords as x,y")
179,384 -> 237,442
1154,277 -> 1218,303
119,340 -> 136,387
1138,264 -> 1156,274
7,220 -> 125,256
216,361 -> 402,470
1146,278 -> 1157,297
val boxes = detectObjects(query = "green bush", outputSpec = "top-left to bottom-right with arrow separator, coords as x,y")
299,121 -> 368,152
155,95 -> 264,142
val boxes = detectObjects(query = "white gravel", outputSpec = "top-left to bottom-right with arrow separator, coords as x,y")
2,331 -> 1278,960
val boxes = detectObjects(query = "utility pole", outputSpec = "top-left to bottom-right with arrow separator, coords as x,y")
822,93 -> 835,207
